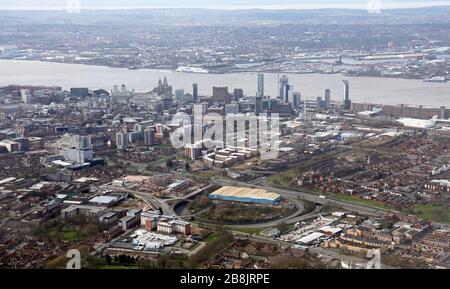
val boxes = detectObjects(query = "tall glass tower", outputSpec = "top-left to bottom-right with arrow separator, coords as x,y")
343,80 -> 351,110
257,74 -> 264,98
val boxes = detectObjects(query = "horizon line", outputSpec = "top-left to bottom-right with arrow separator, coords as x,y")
1,2 -> 450,12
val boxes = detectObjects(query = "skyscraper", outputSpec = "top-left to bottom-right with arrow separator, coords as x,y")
255,96 -> 263,113
175,89 -> 184,101
343,80 -> 351,110
257,74 -> 264,98
282,84 -> 291,104
293,92 -> 301,109
193,83 -> 199,104
316,97 -> 324,108
279,75 -> 289,100
325,89 -> 331,108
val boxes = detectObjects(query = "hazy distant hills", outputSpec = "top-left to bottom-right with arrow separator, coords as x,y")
1,0 -> 450,9
1,5 -> 450,27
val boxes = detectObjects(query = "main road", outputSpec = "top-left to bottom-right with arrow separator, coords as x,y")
101,184 -> 176,216
230,230 -> 395,269
213,178 -> 394,218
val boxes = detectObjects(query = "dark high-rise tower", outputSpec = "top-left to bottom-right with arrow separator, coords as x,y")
193,83 -> 198,104
343,80 -> 351,110
257,74 -> 264,98
282,84 -> 291,104
325,89 -> 331,108
279,75 -> 289,100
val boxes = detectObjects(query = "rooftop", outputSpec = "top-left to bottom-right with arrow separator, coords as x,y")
209,186 -> 281,201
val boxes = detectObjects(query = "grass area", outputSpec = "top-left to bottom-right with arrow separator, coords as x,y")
267,170 -> 297,188
230,227 -> 264,236
336,194 -> 393,210
204,232 -> 220,243
34,219 -> 100,243
62,231 -> 80,241
408,204 -> 450,224
40,227 -> 87,242
186,231 -> 234,268
199,202 -> 296,224
190,171 -> 220,182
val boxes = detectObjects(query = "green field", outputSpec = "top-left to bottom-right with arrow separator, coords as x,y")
408,204 -> 450,224
336,194 -> 393,210
62,231 -> 80,241
268,171 -> 297,188
230,227 -> 264,236
204,232 -> 220,243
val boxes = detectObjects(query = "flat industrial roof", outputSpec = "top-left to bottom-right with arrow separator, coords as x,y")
209,186 -> 281,201
299,232 -> 324,244
89,195 -> 118,204
0,177 -> 17,185
122,175 -> 152,183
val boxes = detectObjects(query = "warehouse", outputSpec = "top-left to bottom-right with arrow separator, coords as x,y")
208,186 -> 282,205
89,195 -> 121,207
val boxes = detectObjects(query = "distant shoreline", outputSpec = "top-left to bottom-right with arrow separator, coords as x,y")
0,58 -> 432,82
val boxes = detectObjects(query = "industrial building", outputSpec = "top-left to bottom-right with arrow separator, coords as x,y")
0,140 -> 20,152
140,211 -> 191,235
208,186 -> 282,205
119,215 -> 138,231
61,205 -> 106,219
131,229 -> 178,251
157,222 -> 174,234
89,195 -> 122,207
170,220 -> 191,235
141,211 -> 160,227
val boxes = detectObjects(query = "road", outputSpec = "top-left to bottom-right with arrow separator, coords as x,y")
230,230 -> 395,269
190,202 -> 307,229
103,175 -> 391,227
100,181 -> 402,268
213,178 -> 392,218
166,184 -> 215,202
103,185 -> 176,216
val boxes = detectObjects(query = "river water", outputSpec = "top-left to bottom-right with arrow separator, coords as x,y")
0,60 -> 449,106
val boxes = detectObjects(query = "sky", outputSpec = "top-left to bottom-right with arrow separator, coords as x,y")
1,0 -> 450,9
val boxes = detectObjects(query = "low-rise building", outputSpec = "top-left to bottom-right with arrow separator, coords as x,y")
170,220 -> 191,235
99,212 -> 119,226
61,205 -> 106,219
119,215 -> 138,231
157,221 -> 173,234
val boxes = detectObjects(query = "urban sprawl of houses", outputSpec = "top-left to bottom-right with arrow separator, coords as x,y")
1,8 -> 450,80
0,72 -> 449,269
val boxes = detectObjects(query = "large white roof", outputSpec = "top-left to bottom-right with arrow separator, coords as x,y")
89,195 -> 118,204
298,232 -> 324,244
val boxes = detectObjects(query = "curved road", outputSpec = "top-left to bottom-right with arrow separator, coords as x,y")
213,178 -> 393,218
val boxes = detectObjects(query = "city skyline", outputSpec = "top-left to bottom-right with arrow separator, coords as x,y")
0,3 -> 449,273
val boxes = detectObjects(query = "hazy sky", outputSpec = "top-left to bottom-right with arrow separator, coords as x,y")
1,0 -> 450,9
